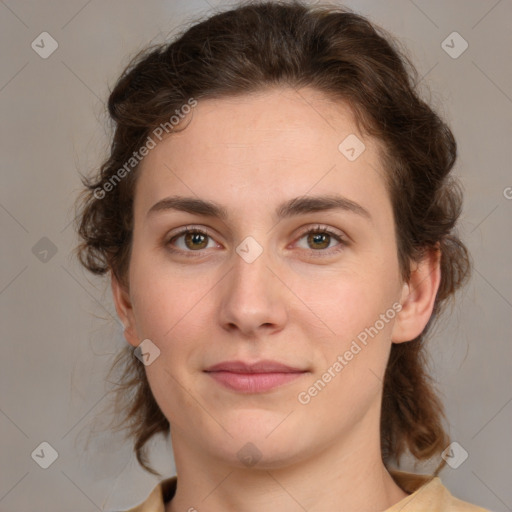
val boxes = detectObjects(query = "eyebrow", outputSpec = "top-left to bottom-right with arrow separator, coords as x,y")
146,194 -> 371,221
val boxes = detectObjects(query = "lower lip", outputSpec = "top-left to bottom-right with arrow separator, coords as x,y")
205,371 -> 306,392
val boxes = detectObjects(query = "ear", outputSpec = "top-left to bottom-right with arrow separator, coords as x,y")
391,246 -> 441,343
111,273 -> 139,347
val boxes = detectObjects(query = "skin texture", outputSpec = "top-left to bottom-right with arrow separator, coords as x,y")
112,87 -> 441,511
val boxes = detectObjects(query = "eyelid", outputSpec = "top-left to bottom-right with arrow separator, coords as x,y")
168,224 -> 217,236
168,224 -> 215,238
294,223 -> 347,242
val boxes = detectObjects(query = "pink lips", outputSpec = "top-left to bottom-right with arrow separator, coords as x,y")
204,360 -> 308,393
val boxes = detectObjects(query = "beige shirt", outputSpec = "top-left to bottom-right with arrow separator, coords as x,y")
123,470 -> 491,511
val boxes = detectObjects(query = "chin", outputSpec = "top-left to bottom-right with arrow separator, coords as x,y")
205,424 -> 313,471
215,441 -> 307,471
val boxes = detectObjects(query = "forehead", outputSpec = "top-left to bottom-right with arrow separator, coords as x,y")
159,87 -> 364,160
134,87 -> 389,218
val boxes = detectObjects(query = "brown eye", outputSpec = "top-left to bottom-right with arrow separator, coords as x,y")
295,226 -> 346,255
168,228 -> 217,252
307,232 -> 331,250
184,231 -> 209,250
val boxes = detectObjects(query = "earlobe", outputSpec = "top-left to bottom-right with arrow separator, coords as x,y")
391,247 -> 441,344
111,273 -> 139,347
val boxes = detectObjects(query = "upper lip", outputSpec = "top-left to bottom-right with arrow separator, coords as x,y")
204,360 -> 306,373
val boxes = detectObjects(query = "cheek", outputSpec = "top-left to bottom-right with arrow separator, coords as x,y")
128,264 -> 215,426
132,277 -> 207,342
128,248 -> 219,357
294,275 -> 397,422
290,265 -> 399,347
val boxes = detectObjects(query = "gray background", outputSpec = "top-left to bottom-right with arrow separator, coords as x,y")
1,0 -> 511,510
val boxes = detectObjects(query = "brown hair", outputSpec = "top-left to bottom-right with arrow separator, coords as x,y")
75,0 -> 470,477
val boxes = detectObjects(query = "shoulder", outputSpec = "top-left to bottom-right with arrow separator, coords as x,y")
388,470 -> 492,512
116,472 -> 492,512
116,476 -> 177,512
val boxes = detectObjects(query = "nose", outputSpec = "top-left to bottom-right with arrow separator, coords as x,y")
218,247 -> 288,338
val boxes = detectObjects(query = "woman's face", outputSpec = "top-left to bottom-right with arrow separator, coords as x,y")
114,87 -> 412,468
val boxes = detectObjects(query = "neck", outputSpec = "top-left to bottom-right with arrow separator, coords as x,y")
166,408 -> 408,512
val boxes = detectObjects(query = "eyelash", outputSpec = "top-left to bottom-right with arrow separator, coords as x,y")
165,224 -> 348,258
